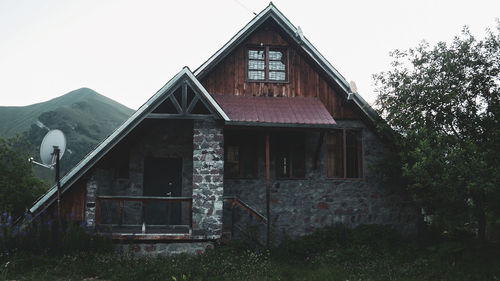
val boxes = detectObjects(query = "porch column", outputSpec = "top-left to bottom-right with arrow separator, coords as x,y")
192,120 -> 224,238
85,174 -> 98,228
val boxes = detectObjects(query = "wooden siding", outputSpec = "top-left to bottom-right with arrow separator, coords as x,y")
46,178 -> 87,221
200,23 -> 359,120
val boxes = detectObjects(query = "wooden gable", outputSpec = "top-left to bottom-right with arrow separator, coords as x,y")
148,79 -> 218,119
199,19 -> 359,120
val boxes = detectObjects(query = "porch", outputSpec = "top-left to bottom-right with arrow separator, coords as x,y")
93,194 -> 267,241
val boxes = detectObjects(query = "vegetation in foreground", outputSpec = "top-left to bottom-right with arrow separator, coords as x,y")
1,225 -> 500,281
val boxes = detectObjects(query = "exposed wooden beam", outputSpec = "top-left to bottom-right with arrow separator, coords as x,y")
186,96 -> 200,114
182,82 -> 188,112
169,95 -> 183,114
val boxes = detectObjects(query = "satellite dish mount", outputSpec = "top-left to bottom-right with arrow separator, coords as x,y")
29,129 -> 66,223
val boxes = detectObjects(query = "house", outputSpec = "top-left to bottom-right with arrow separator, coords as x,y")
28,3 -> 419,255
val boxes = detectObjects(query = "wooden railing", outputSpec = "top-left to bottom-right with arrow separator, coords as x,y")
95,196 -> 192,231
223,196 -> 267,223
223,196 -> 268,241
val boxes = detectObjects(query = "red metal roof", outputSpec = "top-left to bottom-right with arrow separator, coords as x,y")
213,95 -> 336,126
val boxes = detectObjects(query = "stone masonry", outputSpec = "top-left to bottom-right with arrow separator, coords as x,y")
224,121 -> 420,243
85,120 -> 194,227
85,174 -> 98,227
192,120 -> 224,237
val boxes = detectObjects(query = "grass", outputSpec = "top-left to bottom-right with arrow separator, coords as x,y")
1,225 -> 500,281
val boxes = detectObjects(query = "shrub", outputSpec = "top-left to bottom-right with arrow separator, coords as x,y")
0,212 -> 112,256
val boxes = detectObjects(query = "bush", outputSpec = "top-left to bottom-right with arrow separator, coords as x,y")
272,224 -> 404,262
0,212 -> 112,256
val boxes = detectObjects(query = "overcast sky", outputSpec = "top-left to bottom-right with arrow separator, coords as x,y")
1,0 -> 498,110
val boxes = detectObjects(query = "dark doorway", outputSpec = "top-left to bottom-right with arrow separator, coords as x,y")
143,157 -> 182,225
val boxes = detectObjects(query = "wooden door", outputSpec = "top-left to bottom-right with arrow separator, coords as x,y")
143,157 -> 182,225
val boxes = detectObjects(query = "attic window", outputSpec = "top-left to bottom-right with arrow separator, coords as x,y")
247,47 -> 287,82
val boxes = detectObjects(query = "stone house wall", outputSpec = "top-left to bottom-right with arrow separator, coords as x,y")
84,119 -> 225,239
223,121 -> 420,242
86,120 -> 194,227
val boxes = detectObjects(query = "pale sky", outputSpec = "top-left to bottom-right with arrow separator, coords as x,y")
1,0 -> 498,110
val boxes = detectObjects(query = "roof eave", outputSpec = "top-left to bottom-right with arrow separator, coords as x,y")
225,121 -> 337,129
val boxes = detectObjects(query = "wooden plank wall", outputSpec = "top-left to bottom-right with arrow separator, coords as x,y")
200,23 -> 358,120
45,178 -> 87,222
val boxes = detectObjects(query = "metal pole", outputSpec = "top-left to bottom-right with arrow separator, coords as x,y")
54,147 -> 61,225
265,134 -> 270,247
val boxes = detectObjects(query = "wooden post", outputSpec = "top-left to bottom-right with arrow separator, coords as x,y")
265,134 -> 271,247
231,201 -> 235,239
343,129 -> 347,178
119,200 -> 124,226
142,202 -> 147,234
54,147 -> 61,225
188,199 -> 193,230
95,198 -> 101,230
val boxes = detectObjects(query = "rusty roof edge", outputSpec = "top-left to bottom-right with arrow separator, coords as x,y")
29,67 -> 225,215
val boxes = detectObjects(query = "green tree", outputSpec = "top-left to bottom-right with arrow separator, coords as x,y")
374,23 -> 500,240
0,136 -> 46,219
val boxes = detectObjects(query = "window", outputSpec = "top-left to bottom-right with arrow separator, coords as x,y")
326,129 -> 363,178
276,135 -> 305,178
247,47 -> 287,82
224,134 -> 258,178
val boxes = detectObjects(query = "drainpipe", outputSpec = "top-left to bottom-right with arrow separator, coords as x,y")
265,134 -> 271,247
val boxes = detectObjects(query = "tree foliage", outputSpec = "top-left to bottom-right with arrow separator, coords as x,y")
374,23 -> 500,239
0,136 -> 46,219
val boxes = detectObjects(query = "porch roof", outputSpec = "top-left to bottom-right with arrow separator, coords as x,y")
213,95 -> 336,128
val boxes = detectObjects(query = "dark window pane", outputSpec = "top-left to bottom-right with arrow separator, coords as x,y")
291,140 -> 305,177
225,145 -> 240,178
346,130 -> 362,178
276,134 -> 305,178
276,150 -> 289,178
240,144 -> 258,178
116,152 -> 129,178
326,131 -> 344,178
225,134 -> 258,178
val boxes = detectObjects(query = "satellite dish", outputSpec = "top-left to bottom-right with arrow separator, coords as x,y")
349,81 -> 358,94
40,129 -> 66,166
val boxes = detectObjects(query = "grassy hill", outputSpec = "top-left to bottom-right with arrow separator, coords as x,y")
0,88 -> 133,137
0,88 -> 134,183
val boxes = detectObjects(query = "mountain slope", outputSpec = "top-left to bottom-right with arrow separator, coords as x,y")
0,88 -> 133,137
0,88 -> 134,183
